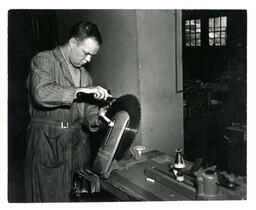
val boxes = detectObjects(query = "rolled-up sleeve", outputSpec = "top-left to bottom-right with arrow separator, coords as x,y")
30,54 -> 76,108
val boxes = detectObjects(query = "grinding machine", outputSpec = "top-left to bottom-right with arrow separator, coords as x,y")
70,93 -> 141,197
70,92 -> 246,201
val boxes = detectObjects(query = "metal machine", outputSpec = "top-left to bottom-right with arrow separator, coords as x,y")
70,93 -> 246,201
70,94 -> 141,198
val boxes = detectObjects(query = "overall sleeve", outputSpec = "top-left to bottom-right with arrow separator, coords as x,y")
82,73 -> 101,132
30,54 -> 76,108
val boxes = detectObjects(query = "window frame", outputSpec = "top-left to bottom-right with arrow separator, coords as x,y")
183,13 -> 228,48
208,16 -> 227,47
184,18 -> 202,47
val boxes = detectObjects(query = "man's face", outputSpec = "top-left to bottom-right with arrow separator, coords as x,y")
68,37 -> 100,68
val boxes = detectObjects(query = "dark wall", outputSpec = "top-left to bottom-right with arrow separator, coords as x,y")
182,10 -> 247,123
182,10 -> 247,167
8,10 -> 58,202
182,10 -> 247,83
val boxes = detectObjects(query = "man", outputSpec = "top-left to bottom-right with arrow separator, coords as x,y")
24,21 -> 111,202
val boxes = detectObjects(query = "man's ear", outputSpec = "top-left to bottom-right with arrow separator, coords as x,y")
69,38 -> 77,48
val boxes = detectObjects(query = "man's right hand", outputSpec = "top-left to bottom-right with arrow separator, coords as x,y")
75,86 -> 112,101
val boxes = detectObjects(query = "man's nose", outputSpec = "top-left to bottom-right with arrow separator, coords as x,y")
85,55 -> 91,62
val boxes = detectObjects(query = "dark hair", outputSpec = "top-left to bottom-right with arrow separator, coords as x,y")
68,21 -> 102,45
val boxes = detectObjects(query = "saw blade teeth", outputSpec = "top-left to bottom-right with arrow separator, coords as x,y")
106,94 -> 141,129
103,94 -> 141,160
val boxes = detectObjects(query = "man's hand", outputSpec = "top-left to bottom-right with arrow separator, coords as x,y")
75,86 -> 112,100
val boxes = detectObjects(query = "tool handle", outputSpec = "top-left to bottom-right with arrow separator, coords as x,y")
99,114 -> 115,127
76,92 -> 116,106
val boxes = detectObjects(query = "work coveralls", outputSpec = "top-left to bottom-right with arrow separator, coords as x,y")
24,47 -> 100,202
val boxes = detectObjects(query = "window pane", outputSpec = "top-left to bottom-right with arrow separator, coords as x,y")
196,32 -> 201,46
221,27 -> 226,31
221,37 -> 226,45
209,32 -> 214,39
221,32 -> 226,37
196,40 -> 201,46
196,33 -> 201,40
190,33 -> 195,39
209,38 -> 214,46
215,32 -> 220,38
185,34 -> 190,41
209,18 -> 214,27
208,16 -> 227,46
190,23 -> 196,32
221,16 -> 227,27
191,39 -> 196,46
191,33 -> 196,46
215,37 -> 221,46
196,19 -> 200,28
215,27 -> 221,32
215,17 -> 221,27
184,19 -> 201,47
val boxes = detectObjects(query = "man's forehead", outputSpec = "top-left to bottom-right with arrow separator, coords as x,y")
79,38 -> 100,54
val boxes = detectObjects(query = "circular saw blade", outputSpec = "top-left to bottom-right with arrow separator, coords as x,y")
105,94 -> 141,160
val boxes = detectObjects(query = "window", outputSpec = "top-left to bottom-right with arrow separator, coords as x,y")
209,16 -> 227,46
185,19 -> 201,47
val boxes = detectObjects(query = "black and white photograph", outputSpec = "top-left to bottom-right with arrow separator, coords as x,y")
5,6 -> 250,207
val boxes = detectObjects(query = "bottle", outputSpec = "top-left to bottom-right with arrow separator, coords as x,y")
176,168 -> 185,182
174,148 -> 185,169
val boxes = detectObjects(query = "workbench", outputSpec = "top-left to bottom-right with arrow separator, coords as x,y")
73,150 -> 246,202
101,156 -> 190,200
100,150 -> 246,201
